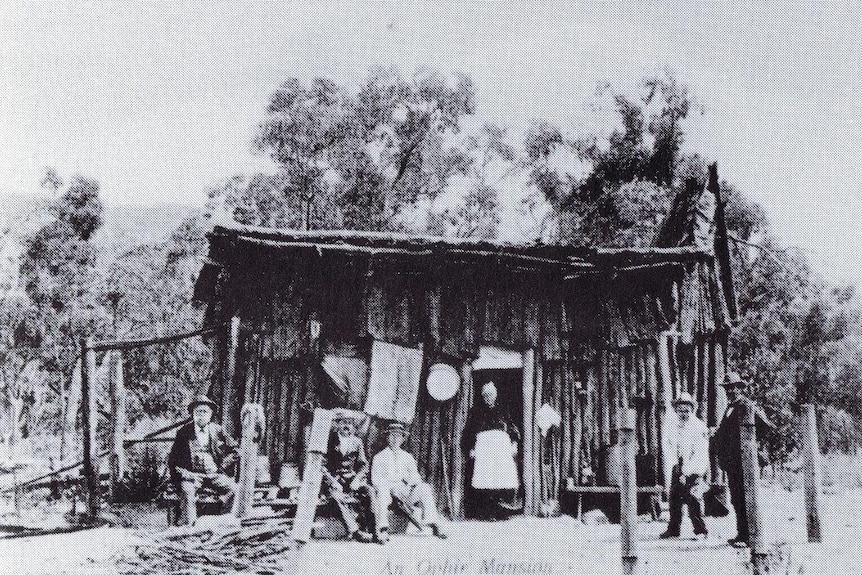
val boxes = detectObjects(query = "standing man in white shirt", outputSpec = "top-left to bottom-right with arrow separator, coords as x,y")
660,392 -> 709,539
371,422 -> 447,543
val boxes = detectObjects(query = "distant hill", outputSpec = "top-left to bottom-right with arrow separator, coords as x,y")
95,202 -> 200,250
0,194 -> 199,289
0,194 -> 199,249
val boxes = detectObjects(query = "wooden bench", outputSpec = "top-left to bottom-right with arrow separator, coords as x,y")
566,485 -> 663,522
311,492 -> 425,540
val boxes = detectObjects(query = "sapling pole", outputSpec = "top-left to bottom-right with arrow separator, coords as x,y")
800,403 -> 823,542
740,402 -> 766,574
619,408 -> 638,575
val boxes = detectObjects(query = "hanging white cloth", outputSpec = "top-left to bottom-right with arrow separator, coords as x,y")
364,341 -> 423,423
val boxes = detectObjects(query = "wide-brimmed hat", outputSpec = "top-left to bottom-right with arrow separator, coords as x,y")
672,391 -> 697,408
385,422 -> 408,436
721,372 -> 745,388
188,395 -> 218,414
334,413 -> 359,429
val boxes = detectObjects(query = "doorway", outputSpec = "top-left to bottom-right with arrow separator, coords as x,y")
466,364 -> 525,518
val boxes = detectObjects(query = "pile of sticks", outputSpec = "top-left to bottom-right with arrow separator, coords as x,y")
117,519 -> 294,575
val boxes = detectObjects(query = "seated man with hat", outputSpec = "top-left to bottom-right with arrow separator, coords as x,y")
322,412 -> 376,542
660,391 -> 709,539
371,422 -> 447,543
167,395 -> 239,525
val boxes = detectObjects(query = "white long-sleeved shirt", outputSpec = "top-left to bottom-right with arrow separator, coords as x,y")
662,414 -> 709,478
371,446 -> 421,490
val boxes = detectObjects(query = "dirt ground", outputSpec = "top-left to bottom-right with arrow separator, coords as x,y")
1,484 -> 860,575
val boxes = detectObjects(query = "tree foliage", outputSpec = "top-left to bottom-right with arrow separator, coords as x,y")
521,72 -> 696,246
96,216 -> 212,423
530,72 -> 862,459
2,173 -> 106,441
433,123 -> 516,239
9,67 -> 861,467
220,67 -> 476,231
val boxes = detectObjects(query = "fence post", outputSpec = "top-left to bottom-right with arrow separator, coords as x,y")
522,348 -> 536,516
108,350 -> 126,502
235,403 -> 264,518
740,401 -> 766,573
80,337 -> 99,518
620,408 -> 638,575
291,408 -> 334,548
800,403 -> 823,542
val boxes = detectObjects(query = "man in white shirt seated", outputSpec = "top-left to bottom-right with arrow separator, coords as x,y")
371,422 -> 447,543
660,392 -> 709,539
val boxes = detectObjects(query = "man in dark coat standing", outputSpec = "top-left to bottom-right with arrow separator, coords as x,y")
322,414 -> 375,542
711,372 -> 773,547
167,395 -> 238,525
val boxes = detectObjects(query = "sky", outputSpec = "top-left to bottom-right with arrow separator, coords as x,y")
1,1 -> 861,283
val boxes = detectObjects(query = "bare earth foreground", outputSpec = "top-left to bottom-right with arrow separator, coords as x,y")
1,485 -> 860,575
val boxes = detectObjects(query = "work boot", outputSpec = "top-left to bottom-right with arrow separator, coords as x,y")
350,530 -> 373,543
728,536 -> 748,547
659,530 -> 680,539
376,528 -> 389,544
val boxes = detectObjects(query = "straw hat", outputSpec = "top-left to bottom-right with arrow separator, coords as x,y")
385,422 -> 408,436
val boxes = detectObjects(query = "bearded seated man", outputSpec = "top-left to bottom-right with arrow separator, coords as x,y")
321,414 -> 376,543
167,395 -> 239,525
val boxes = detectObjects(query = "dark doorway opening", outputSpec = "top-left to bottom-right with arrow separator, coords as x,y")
465,368 -> 524,518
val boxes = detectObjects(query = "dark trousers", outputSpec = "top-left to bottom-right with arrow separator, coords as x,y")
727,468 -> 748,541
328,478 -> 376,535
667,466 -> 707,535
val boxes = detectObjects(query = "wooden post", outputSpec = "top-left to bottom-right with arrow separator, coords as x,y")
235,403 -> 265,518
571,385 -> 584,486
656,334 -> 673,491
291,408 -> 333,547
80,337 -> 99,518
656,334 -> 672,407
223,316 -> 241,437
243,334 -> 259,404
108,350 -> 126,502
522,348 -> 536,516
619,408 -> 638,575
65,357 -> 83,458
800,403 -> 823,542
450,361 -> 473,520
740,402 -> 767,573
60,379 -> 68,463
710,340 -> 726,478
533,354 -> 543,515
599,350 -> 611,448
644,345 -> 659,480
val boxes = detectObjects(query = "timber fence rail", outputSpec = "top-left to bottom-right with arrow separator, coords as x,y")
13,321 -> 230,516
